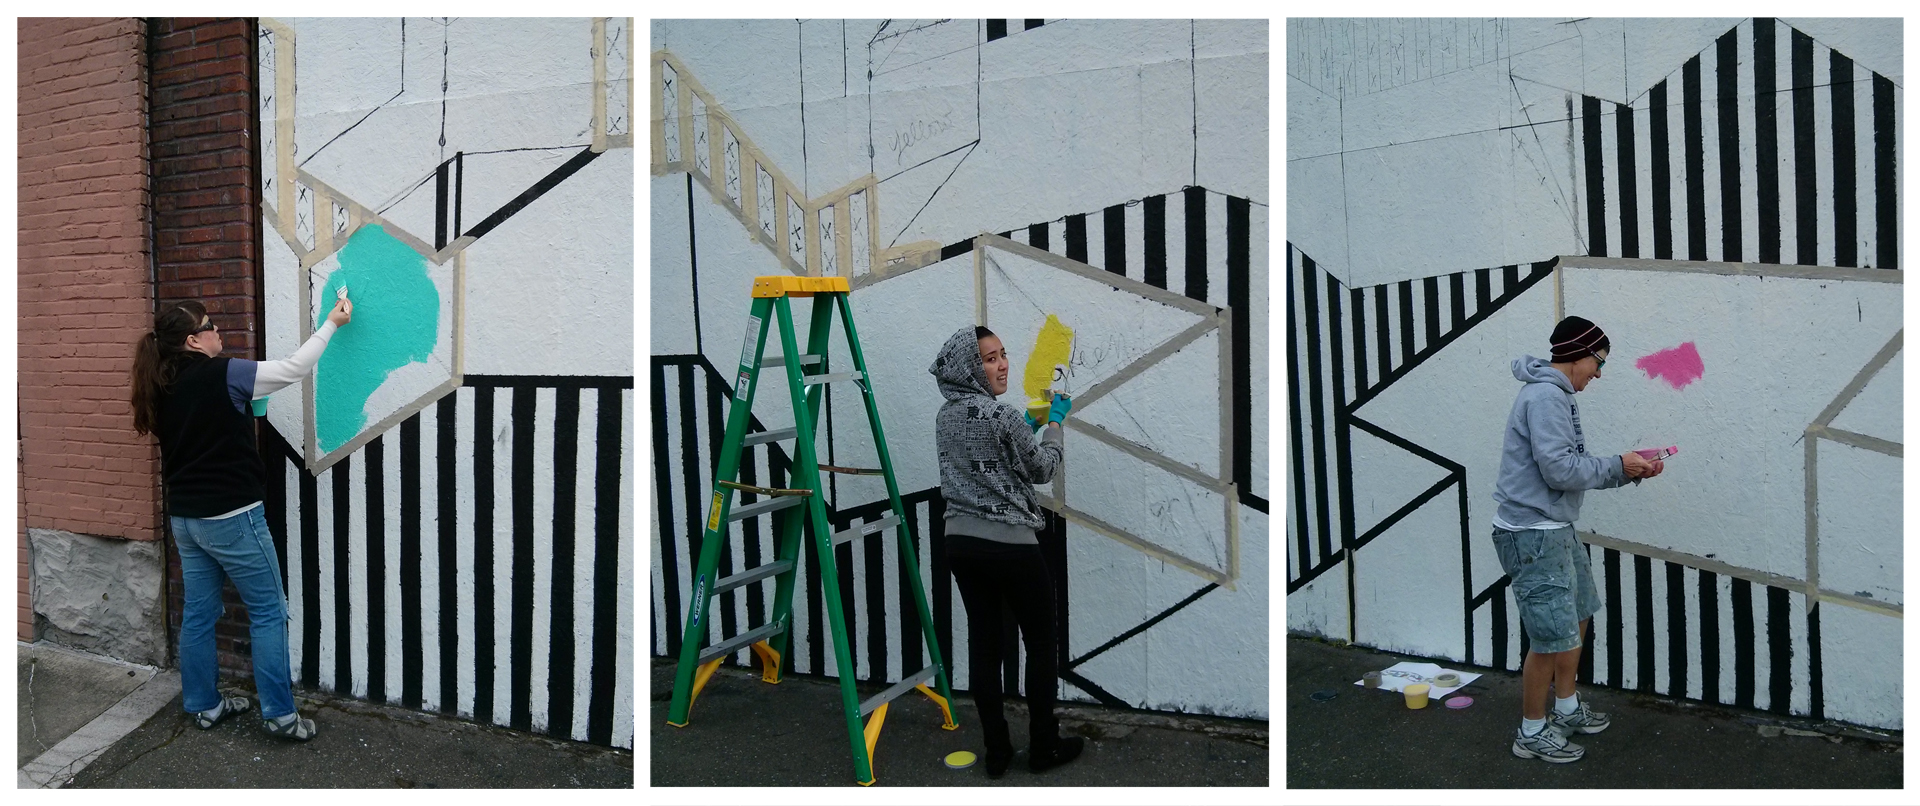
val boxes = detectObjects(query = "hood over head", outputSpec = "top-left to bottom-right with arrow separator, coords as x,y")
930,326 -> 995,401
1512,355 -> 1574,394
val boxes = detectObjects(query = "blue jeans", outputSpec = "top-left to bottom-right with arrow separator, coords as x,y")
171,505 -> 296,720
1491,526 -> 1602,655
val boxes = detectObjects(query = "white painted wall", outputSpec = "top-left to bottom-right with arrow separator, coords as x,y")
1287,17 -> 1901,729
651,19 -> 1270,719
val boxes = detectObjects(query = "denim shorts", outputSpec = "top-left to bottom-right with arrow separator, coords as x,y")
1491,526 -> 1602,654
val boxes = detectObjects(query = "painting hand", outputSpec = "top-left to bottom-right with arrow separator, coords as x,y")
1048,393 -> 1073,425
1621,451 -> 1652,478
328,297 -> 353,327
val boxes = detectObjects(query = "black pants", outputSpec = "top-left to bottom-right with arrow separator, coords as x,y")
947,534 -> 1061,758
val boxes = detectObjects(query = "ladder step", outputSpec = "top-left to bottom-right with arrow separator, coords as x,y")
712,559 -> 795,596
759,354 -> 823,368
803,370 -> 864,386
698,621 -> 786,665
833,514 -> 900,547
718,480 -> 812,497
860,665 -> 938,716
743,427 -> 797,446
818,464 -> 884,476
729,495 -> 808,522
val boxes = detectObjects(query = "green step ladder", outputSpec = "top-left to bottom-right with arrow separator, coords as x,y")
667,274 -> 957,786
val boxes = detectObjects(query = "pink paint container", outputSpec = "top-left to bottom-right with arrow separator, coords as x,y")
1633,445 -> 1678,461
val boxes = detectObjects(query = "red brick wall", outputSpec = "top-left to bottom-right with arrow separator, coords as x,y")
150,17 -> 264,675
18,18 -> 159,641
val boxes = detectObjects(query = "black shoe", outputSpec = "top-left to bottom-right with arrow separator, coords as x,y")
1027,736 -> 1084,773
984,749 -> 1013,778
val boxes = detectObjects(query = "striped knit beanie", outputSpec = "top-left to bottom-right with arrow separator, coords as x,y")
1549,316 -> 1610,363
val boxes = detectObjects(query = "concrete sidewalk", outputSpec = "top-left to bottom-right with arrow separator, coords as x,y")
18,640 -> 633,788
649,657 -> 1268,787
1286,636 -> 1902,788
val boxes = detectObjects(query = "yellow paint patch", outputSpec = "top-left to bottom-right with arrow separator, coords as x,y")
1023,314 -> 1074,415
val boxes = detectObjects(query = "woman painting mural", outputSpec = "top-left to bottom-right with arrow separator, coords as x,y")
130,295 -> 353,741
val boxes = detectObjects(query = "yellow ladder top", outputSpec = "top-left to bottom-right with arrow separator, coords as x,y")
752,275 -> 850,298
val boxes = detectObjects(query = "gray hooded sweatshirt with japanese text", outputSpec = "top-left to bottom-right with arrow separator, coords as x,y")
929,326 -> 1064,544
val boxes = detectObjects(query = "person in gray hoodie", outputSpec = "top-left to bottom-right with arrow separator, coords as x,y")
928,324 -> 1081,777
1493,316 -> 1663,764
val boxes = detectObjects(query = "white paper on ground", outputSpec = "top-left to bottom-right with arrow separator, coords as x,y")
1354,661 -> 1482,700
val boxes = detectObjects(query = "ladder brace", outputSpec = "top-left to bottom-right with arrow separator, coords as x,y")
804,370 -> 864,386
728,495 -> 807,522
698,621 -> 786,665
743,427 -> 796,446
833,514 -> 899,547
859,665 -> 937,716
712,559 -> 794,596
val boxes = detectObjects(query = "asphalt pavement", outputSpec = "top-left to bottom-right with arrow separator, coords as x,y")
649,657 -> 1268,787
1286,635 -> 1902,788
18,640 -> 633,788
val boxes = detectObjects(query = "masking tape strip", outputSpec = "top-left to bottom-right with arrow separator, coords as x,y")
1558,255 -> 1904,284
1073,315 -> 1219,410
1040,494 -> 1228,586
1812,331 -> 1902,428
1067,417 -> 1228,495
974,233 -> 1218,318
1809,424 -> 1901,457
1574,528 -> 1900,618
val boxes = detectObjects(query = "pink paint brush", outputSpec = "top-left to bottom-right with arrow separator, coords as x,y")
1629,445 -> 1676,485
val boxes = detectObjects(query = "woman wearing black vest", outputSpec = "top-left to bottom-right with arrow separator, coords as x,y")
131,297 -> 352,740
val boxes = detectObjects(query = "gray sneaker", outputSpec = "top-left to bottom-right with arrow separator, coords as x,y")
1549,700 -> 1611,734
1512,725 -> 1585,763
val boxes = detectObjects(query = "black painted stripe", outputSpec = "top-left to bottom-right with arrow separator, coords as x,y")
1872,74 -> 1896,269
332,456 -> 352,693
510,383 -> 537,731
1350,287 -> 1367,396
835,538 -> 861,682
454,152 -> 464,237
1650,81 -> 1673,259
1682,56 -> 1707,260
473,386 -> 496,722
1143,194 -> 1167,289
1227,197 -> 1251,500
1807,603 -> 1824,719
1491,584 -> 1508,669
804,467 -> 826,673
300,445 -> 320,687
1044,509 -> 1069,678
1028,220 -> 1049,252
263,428 -> 289,592
1372,284 -> 1390,387
1396,281 -> 1414,369
898,502 -> 923,677
462,148 -> 601,242
1732,577 -> 1755,709
1717,29 -> 1742,262
1830,49 -> 1857,267
864,515 -> 887,683
400,418 -> 422,708
1183,187 -> 1207,301
1502,263 -> 1518,297
435,394 -> 457,712
1603,548 -> 1621,685
738,446 -> 763,647
1634,554 -> 1654,691
434,158 -> 449,251
1755,20 -> 1781,264
1576,546 -> 1594,682
1064,213 -> 1087,263
1698,569 -> 1720,704
1767,585 -> 1791,713
548,386 -> 579,738
986,19 -> 1007,41
1060,669 -> 1129,709
1582,94 -> 1606,256
929,495 -> 950,682
1069,583 -> 1218,668
1421,276 -> 1439,349
367,434 -> 386,703
1328,275 -> 1354,560
1301,256 -> 1331,565
1025,19 -> 1044,31
1448,272 -> 1465,331
1287,249 -> 1312,578
1666,561 -> 1687,699
1103,204 -> 1126,278
939,240 -> 971,262
1474,267 -> 1490,311
1616,103 -> 1638,258
1792,29 -> 1817,265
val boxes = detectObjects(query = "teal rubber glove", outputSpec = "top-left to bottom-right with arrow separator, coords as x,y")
1024,410 -> 1044,433
1047,393 -> 1073,425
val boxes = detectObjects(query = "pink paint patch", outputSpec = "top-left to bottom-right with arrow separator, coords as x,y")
1636,342 -> 1705,390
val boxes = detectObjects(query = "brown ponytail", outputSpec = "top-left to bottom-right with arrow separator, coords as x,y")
131,301 -> 208,435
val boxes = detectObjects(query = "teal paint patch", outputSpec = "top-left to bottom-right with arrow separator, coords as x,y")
315,225 -> 440,452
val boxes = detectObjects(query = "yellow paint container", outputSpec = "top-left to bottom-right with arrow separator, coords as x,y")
1403,683 -> 1431,710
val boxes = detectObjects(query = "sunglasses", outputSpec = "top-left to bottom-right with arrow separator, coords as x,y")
192,319 -> 218,335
